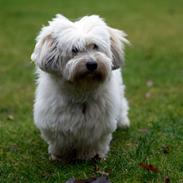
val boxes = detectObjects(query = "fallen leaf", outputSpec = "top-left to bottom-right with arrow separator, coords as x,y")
92,176 -> 111,183
139,163 -> 159,173
65,178 -> 75,183
65,176 -> 110,183
65,177 -> 95,183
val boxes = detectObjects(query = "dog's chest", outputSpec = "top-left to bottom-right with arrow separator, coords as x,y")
56,98 -> 112,137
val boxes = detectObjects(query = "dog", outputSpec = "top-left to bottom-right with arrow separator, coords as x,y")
31,14 -> 130,161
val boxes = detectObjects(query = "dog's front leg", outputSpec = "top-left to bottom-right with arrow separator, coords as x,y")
95,133 -> 112,159
40,129 -> 65,161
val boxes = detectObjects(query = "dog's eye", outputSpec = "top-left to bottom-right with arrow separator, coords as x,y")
93,44 -> 99,50
72,47 -> 79,55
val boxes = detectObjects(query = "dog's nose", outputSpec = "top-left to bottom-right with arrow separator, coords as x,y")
86,61 -> 97,71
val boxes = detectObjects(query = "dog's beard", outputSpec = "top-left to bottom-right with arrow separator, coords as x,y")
66,70 -> 110,90
72,71 -> 108,90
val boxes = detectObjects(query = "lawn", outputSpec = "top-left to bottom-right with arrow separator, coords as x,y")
0,0 -> 183,182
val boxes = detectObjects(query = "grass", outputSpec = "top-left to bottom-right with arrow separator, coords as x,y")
0,0 -> 183,182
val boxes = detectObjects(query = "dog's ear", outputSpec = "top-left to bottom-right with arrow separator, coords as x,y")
31,31 -> 60,73
108,27 -> 129,70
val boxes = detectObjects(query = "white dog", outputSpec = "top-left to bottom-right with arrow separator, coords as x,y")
31,14 -> 129,161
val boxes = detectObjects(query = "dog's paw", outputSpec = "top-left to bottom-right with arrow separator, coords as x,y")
92,154 -> 107,163
117,117 -> 130,129
49,154 -> 62,161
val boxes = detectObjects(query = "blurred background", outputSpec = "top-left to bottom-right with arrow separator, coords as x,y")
0,0 -> 183,182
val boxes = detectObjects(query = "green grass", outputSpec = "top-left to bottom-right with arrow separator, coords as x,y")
0,0 -> 183,182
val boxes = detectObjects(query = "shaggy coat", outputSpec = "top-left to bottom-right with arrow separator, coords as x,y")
31,14 -> 129,160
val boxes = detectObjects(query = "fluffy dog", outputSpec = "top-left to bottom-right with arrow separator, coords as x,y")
31,14 -> 129,161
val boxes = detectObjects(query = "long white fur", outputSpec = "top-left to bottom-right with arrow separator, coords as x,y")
32,14 -> 130,160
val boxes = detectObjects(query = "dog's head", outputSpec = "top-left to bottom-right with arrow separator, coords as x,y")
31,14 -> 128,87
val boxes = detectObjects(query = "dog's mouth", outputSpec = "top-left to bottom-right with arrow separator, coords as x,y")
75,71 -> 105,82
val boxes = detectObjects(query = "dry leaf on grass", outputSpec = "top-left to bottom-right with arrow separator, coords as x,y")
65,176 -> 111,183
139,163 -> 159,173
